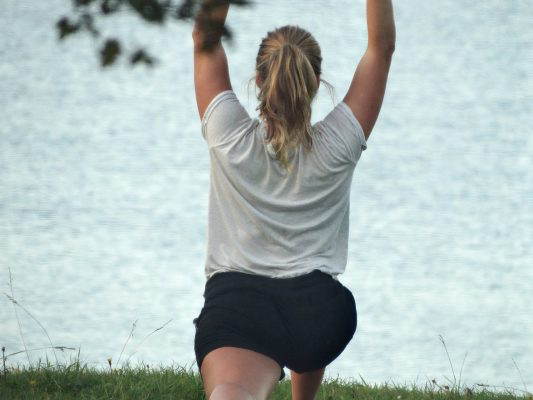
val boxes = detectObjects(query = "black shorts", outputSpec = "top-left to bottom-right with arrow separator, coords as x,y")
193,269 -> 357,381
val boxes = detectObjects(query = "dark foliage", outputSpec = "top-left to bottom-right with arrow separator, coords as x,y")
56,0 -> 252,68
100,39 -> 121,66
56,17 -> 81,39
130,48 -> 155,65
127,0 -> 166,23
101,0 -> 123,14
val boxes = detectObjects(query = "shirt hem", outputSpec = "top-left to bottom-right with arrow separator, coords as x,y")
205,265 -> 340,281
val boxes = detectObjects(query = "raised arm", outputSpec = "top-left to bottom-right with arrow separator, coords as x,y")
343,0 -> 396,140
192,0 -> 232,120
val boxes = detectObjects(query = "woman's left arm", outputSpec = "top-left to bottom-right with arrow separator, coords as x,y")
192,0 -> 232,120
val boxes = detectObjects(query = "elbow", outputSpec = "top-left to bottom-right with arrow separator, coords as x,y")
192,27 -> 202,46
384,42 -> 395,57
386,30 -> 396,55
370,28 -> 396,57
370,39 -> 395,58
382,44 -> 395,65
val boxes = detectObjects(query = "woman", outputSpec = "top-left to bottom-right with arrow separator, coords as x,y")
192,1 -> 395,399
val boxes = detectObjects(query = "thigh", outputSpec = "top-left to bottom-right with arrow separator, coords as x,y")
200,346 -> 281,400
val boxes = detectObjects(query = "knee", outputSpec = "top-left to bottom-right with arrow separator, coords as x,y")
209,382 -> 255,400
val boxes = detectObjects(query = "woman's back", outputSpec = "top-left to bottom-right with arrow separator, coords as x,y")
192,2 -> 395,398
203,90 -> 367,279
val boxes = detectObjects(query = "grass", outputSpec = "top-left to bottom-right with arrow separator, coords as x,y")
0,360 -> 532,400
2,268 -> 532,399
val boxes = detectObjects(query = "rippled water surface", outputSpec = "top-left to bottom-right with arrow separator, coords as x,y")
1,0 -> 532,389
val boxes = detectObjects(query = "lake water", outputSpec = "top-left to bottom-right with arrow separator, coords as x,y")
1,0 -> 532,391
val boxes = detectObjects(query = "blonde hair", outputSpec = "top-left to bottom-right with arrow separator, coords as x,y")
255,25 -> 332,174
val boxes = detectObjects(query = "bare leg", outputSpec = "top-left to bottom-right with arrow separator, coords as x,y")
200,346 -> 281,400
290,367 -> 325,400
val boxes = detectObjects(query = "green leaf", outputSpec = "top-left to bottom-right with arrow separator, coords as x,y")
100,0 -> 123,14
130,49 -> 156,66
176,0 -> 196,20
80,13 -> 100,37
73,0 -> 98,6
100,39 -> 121,67
56,17 -> 81,40
127,0 -> 166,23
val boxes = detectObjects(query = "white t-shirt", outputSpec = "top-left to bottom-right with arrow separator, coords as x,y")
202,90 -> 367,280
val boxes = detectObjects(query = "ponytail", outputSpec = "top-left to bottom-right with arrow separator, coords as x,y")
255,26 -> 327,174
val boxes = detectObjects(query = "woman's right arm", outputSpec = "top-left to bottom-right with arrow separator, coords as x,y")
193,0 -> 232,121
343,0 -> 395,140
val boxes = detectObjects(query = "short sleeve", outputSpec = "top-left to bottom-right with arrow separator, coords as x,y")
201,90 -> 253,147
315,101 -> 367,165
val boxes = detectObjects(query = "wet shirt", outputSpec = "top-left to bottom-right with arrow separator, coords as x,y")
201,90 -> 367,280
